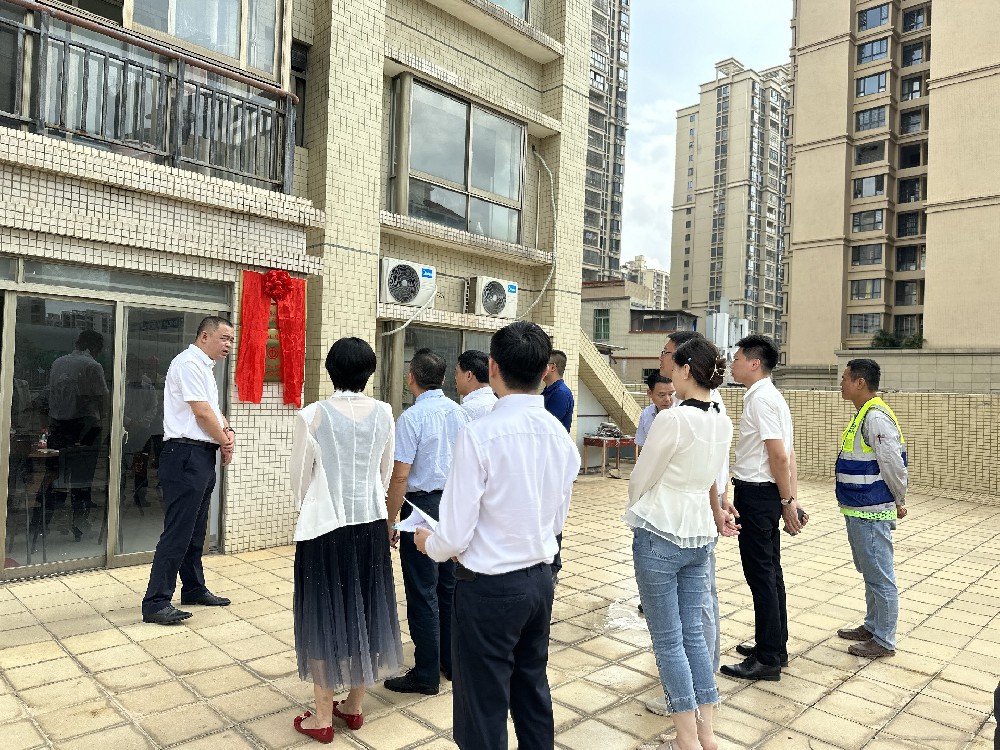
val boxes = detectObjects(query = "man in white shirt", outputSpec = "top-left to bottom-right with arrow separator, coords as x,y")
720,334 -> 806,682
141,317 -> 235,625
634,372 -> 675,450
455,349 -> 497,421
415,321 -> 580,750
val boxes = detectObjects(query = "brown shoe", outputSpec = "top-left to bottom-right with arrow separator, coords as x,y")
837,625 -> 873,641
848,639 -> 895,658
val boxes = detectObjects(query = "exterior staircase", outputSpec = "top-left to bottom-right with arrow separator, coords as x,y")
577,328 -> 642,434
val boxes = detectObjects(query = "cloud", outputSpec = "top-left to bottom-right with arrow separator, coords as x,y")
621,98 -> 685,271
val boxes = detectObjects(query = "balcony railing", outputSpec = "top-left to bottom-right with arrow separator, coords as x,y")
0,0 -> 296,192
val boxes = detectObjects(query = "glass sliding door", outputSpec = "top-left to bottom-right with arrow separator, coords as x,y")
4,297 -> 114,573
113,306 -> 224,561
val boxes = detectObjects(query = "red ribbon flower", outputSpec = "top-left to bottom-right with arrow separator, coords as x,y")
262,269 -> 293,301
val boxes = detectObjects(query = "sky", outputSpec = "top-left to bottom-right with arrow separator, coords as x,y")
621,1 -> 793,272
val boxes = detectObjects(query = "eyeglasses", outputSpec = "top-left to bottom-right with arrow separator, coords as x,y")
659,350 -> 669,358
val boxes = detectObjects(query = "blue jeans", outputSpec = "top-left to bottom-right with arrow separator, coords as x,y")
704,549 -> 721,672
845,516 -> 897,650
633,528 -> 719,714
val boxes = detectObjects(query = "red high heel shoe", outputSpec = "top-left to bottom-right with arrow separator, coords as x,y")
293,711 -> 334,744
332,700 -> 364,730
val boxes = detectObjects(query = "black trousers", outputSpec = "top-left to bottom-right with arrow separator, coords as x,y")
399,491 -> 455,687
142,442 -> 216,615
994,682 -> 999,750
452,563 -> 554,750
734,483 -> 788,667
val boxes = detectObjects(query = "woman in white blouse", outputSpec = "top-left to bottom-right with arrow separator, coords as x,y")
289,338 -> 403,745
627,337 -> 733,750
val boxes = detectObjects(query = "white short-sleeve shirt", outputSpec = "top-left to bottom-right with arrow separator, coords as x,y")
162,344 -> 224,442
734,378 -> 793,482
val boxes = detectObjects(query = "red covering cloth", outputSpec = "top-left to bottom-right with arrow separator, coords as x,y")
235,269 -> 306,407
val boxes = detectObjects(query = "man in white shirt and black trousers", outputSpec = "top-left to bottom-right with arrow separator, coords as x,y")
415,321 -> 580,750
455,349 -> 497,421
142,317 -> 235,625
720,334 -> 806,681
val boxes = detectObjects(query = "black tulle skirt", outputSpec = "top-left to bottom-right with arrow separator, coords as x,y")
293,519 -> 403,690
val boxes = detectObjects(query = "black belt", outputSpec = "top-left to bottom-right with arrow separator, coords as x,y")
166,437 -> 219,451
732,478 -> 776,487
456,561 -> 549,581
407,490 -> 443,498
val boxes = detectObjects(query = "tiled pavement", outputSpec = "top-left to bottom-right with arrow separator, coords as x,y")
1,477 -> 998,750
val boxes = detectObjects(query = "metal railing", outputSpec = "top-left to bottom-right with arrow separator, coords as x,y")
0,0 -> 295,192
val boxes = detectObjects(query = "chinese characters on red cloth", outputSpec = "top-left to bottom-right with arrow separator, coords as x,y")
235,269 -> 306,407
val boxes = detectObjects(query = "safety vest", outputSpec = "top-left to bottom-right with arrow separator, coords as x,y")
835,397 -> 907,512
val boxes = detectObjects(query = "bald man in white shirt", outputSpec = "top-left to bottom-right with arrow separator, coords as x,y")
416,321 -> 580,750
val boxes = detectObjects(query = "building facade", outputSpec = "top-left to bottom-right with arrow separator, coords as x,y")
0,0 -> 591,581
785,0 -> 1000,389
581,280 -> 695,383
622,254 -> 669,308
582,0 -> 630,280
670,59 -> 790,345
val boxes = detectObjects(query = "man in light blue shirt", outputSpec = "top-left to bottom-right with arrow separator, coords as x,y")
634,372 -> 675,450
385,348 -> 470,694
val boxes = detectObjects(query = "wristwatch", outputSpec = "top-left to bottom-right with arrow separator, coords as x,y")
780,496 -> 795,506
224,427 -> 236,435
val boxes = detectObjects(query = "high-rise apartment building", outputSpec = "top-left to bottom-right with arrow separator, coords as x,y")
583,0 -> 631,281
622,255 -> 669,308
785,1 -> 1000,387
670,60 -> 790,342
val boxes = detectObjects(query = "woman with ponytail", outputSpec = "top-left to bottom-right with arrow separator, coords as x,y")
627,337 -> 734,750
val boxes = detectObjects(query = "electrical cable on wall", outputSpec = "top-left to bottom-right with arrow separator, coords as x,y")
519,146 -> 557,319
384,146 -> 555,336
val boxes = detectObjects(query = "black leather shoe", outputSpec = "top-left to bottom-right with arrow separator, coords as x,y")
735,643 -> 789,667
440,666 -> 452,682
384,670 -> 438,695
180,592 -> 231,606
720,656 -> 781,682
143,606 -> 192,625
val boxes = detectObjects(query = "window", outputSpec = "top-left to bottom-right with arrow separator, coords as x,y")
850,279 -> 882,300
896,245 -> 925,271
593,309 -> 610,341
689,114 -> 696,122
856,72 -> 887,98
899,178 -> 921,203
856,106 -> 887,132
591,50 -> 608,71
856,141 -> 885,165
850,313 -> 882,334
853,175 -> 885,199
135,0 -> 281,73
895,314 -> 922,339
291,41 -> 308,147
61,0 -> 123,23
857,37 -> 889,64
897,212 -> 921,237
857,4 -> 889,31
899,144 -> 922,168
405,82 -> 523,243
903,8 -> 925,32
852,209 -> 884,233
901,76 -> 923,101
900,109 -> 922,134
902,42 -> 924,66
895,281 -> 920,306
851,243 -> 883,266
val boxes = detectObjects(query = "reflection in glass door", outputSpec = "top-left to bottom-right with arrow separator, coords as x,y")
4,297 -> 114,571
115,308 -> 224,558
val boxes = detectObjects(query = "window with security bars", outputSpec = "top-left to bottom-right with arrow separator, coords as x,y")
895,281 -> 920,306
894,314 -> 922,339
899,178 -> 921,203
900,110 -> 923,134
856,106 -> 887,132
896,245 -> 925,271
850,313 -> 882,334
593,309 -> 610,341
897,212 -> 921,237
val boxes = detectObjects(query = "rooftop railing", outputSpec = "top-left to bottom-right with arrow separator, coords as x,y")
0,0 -> 296,192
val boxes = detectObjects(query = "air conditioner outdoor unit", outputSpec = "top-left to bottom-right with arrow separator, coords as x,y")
380,258 -> 436,308
468,276 -> 518,318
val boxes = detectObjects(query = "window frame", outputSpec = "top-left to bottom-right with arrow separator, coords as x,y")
856,106 -> 887,132
857,4 -> 889,32
901,75 -> 923,101
593,308 -> 611,342
851,243 -> 883,266
394,76 -> 527,244
852,209 -> 884,233
849,312 -> 882,334
850,278 -> 883,300
852,175 -> 885,199
856,72 -> 887,98
857,37 -> 889,64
